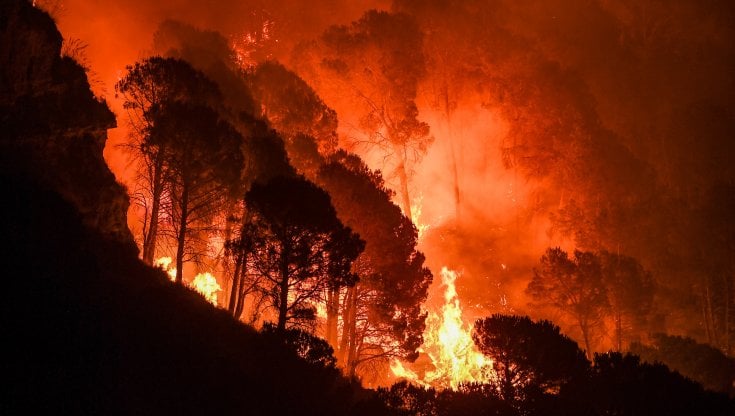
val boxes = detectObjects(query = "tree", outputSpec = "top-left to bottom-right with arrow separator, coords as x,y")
152,101 -> 244,285
246,61 -> 339,157
527,248 -> 608,357
152,19 -> 256,117
695,181 -> 735,354
630,333 -> 735,396
578,352 -> 734,415
394,0 -> 490,221
598,251 -> 655,351
472,314 -> 589,402
296,10 -> 432,221
242,175 -> 363,332
260,323 -> 338,370
224,121 -> 295,321
115,57 -> 221,265
316,151 -> 432,378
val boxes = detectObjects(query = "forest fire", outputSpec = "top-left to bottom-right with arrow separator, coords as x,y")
392,267 -> 493,389
8,0 -> 732,413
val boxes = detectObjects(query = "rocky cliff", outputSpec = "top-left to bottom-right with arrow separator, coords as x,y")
0,0 -> 132,244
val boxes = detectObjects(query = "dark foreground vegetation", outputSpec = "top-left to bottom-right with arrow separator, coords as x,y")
2,1 -> 733,415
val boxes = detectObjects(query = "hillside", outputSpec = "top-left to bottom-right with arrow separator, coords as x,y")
0,1 -> 382,414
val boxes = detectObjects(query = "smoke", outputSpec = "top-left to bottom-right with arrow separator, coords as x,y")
52,0 -> 388,184
49,0 -> 735,353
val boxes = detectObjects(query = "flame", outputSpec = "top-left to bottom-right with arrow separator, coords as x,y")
410,194 -> 430,240
190,272 -> 222,305
391,267 -> 492,390
230,17 -> 275,69
390,360 -> 428,388
154,257 -> 221,306
154,256 -> 177,281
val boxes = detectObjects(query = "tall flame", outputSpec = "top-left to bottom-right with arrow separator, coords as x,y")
391,267 -> 492,390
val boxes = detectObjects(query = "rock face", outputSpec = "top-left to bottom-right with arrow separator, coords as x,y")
0,0 -> 133,244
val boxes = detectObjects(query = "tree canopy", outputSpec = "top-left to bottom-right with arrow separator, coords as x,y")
472,314 -> 589,401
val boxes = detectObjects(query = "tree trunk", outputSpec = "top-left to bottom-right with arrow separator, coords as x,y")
175,186 -> 189,285
228,249 -> 243,315
704,280 -> 718,345
615,310 -> 623,352
325,286 -> 340,346
277,242 -> 290,332
580,318 -> 592,360
502,360 -> 515,401
339,286 -> 355,365
233,263 -> 248,319
395,152 -> 412,223
142,153 -> 164,265
346,291 -> 359,377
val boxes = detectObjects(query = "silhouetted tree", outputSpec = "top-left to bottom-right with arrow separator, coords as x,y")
152,101 -> 243,284
115,57 -> 221,265
631,333 -> 735,396
393,0 -> 490,221
576,352 -> 734,415
598,251 -> 655,350
242,175 -> 363,331
317,151 -> 432,378
527,248 -> 608,357
261,322 -> 338,370
695,181 -> 735,354
297,10 -> 432,220
153,19 -> 256,116
224,122 -> 295,320
246,61 -> 339,157
472,314 -> 589,402
377,381 -> 438,416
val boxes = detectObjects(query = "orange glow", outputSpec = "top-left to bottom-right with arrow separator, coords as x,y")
154,257 -> 221,306
190,272 -> 222,305
410,194 -> 431,240
391,267 -> 493,390
389,359 -> 427,387
154,256 -> 177,281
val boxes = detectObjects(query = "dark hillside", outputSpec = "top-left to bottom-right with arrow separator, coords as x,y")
0,1 -> 385,414
0,174 -> 384,415
1,0 -> 130,242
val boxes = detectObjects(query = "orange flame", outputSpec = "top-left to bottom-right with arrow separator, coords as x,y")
154,256 -> 177,281
154,257 -> 221,306
410,195 -> 431,240
391,267 -> 492,390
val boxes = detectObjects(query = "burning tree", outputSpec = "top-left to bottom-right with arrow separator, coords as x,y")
238,175 -> 363,332
316,151 -> 432,378
245,61 -> 339,157
296,10 -> 432,221
150,101 -> 243,285
224,121 -> 296,320
527,248 -> 609,357
115,57 -> 223,265
394,0 -> 490,221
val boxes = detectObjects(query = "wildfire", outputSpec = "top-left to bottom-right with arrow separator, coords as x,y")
410,194 -> 431,240
391,267 -> 492,390
154,257 -> 222,306
154,256 -> 177,281
190,272 -> 222,305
